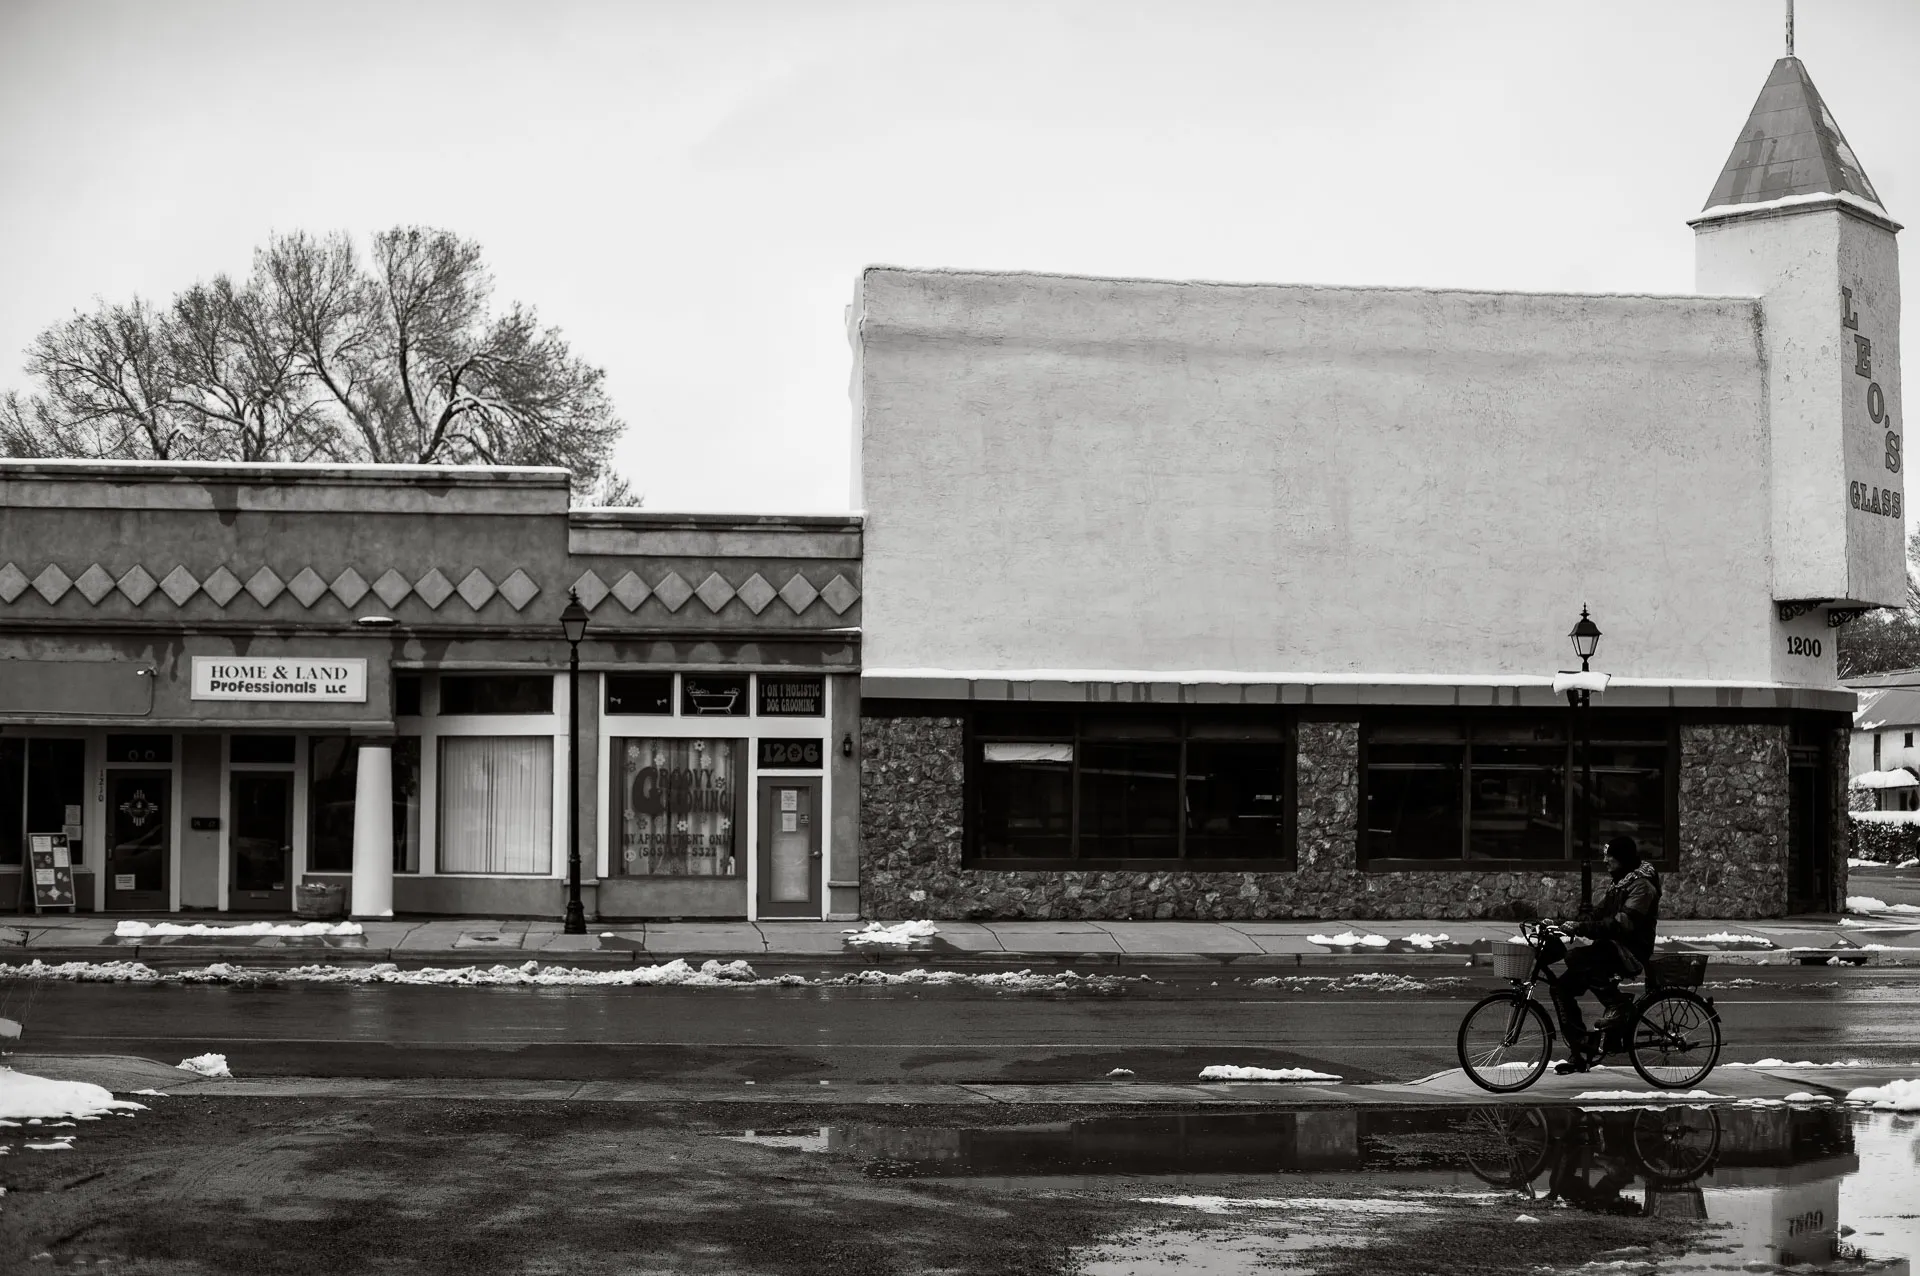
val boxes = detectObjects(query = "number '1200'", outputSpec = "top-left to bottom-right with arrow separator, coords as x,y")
1787,636 -> 1823,657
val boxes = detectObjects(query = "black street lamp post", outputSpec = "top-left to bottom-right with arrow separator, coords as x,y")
561,589 -> 590,935
1567,605 -> 1602,909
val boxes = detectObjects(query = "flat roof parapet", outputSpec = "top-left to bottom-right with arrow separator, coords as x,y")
0,459 -> 572,515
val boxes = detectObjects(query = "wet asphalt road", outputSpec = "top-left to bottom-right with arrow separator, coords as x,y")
5,967 -> 1919,1084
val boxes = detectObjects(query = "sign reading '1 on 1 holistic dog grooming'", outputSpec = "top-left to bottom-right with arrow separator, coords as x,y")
22,833 -> 76,912
190,657 -> 367,702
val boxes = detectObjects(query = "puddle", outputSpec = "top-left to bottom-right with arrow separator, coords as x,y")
722,1105 -> 1920,1272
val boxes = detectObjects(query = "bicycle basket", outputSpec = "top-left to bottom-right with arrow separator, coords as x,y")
1492,939 -> 1536,980
1646,952 -> 1708,990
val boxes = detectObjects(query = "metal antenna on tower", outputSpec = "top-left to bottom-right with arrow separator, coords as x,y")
1786,0 -> 1795,56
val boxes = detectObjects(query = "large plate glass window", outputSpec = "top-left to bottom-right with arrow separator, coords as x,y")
971,709 -> 1288,866
1361,713 -> 1672,867
610,738 -> 743,876
0,740 -> 75,866
308,737 -> 424,873
438,736 -> 553,874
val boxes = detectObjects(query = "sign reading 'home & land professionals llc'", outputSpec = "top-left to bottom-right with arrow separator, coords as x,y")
191,657 -> 367,702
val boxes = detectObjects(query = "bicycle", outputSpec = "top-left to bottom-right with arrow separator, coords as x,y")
1455,919 -> 1722,1093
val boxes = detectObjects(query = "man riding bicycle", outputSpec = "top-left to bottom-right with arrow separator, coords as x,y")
1552,835 -> 1662,1074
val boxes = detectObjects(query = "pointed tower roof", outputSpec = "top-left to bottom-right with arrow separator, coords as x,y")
1700,56 -> 1886,216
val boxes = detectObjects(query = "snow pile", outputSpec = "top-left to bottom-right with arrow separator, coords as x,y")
1847,896 -> 1920,914
176,1054 -> 231,1078
1657,933 -> 1773,946
1199,1065 -> 1342,1082
0,1069 -> 147,1120
0,960 -> 164,982
1783,1093 -> 1828,1103
1573,1090 -> 1725,1101
1900,858 -> 1920,869
1307,931 -> 1389,947
1515,1214 -> 1542,1224
1106,1068 -> 1135,1077
1405,933 -> 1452,949
1846,1079 -> 1920,1111
1724,1058 -> 1869,1068
115,920 -> 362,938
842,920 -> 939,947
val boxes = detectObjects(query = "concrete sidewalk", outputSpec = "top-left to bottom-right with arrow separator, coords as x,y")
9,1053 -> 1915,1109
3,911 -> 1919,969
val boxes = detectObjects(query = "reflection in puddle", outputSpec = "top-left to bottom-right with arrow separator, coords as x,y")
725,1105 -> 1920,1273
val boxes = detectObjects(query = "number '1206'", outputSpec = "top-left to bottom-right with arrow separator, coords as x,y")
1787,636 -> 1823,658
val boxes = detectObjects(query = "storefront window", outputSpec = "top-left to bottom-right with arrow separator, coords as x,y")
309,737 -> 425,873
611,738 -> 742,876
971,710 -> 1290,866
1362,714 -> 1672,867
439,675 -> 553,715
4,739 -> 89,867
0,739 -> 22,866
438,736 -> 553,874
606,674 -> 673,715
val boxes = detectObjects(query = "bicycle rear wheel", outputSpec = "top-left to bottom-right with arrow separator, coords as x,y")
1627,990 -> 1722,1089
1457,992 -> 1553,1093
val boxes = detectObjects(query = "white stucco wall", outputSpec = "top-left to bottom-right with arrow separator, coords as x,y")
855,268 -> 1778,682
1695,205 -> 1904,609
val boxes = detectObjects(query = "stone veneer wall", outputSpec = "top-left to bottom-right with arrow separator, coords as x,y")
859,715 -> 1797,920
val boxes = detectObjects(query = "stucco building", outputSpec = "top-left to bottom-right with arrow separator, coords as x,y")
850,53 -> 1900,920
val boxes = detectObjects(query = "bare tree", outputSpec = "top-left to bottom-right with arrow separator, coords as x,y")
1838,526 -> 1920,679
5,225 -> 629,494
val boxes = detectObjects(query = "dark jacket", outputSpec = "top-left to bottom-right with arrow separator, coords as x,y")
1578,861 -> 1661,969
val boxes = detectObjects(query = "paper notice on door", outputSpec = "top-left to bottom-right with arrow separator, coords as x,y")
780,812 -> 798,832
62,824 -> 83,845
65,805 -> 83,825
114,874 -> 136,891
780,790 -> 798,811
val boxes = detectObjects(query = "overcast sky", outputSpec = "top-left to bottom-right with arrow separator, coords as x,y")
3,0 -> 1917,515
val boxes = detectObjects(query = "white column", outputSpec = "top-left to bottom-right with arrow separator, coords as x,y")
350,743 -> 394,919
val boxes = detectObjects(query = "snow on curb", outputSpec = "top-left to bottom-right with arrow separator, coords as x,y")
1307,931 -> 1389,947
842,920 -> 939,947
1847,896 -> 1920,915
1573,1090 -> 1726,1101
0,1069 -> 147,1120
0,957 -> 1147,993
115,920 -> 363,938
1846,1078 -> 1920,1111
1200,1065 -> 1342,1082
1139,1196 -> 1441,1215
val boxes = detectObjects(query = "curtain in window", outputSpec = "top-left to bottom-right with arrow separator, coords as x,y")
438,736 -> 553,874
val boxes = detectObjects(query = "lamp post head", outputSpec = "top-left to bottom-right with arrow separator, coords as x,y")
1568,605 -> 1601,672
560,589 -> 590,645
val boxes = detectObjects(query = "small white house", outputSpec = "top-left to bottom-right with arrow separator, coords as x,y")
1849,673 -> 1920,810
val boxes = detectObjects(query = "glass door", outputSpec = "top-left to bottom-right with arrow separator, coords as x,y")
105,770 -> 171,911
230,772 -> 293,911
756,778 -> 821,919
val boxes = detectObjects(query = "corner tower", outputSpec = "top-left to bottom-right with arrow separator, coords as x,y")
1692,54 -> 1903,616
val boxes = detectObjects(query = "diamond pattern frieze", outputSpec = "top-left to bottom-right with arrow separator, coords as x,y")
74,564 -> 116,605
571,570 -> 609,611
651,571 -> 693,613
245,566 -> 285,607
32,564 -> 73,604
285,567 -> 327,607
159,566 -> 200,606
0,563 -> 27,604
456,568 -> 496,611
736,572 -> 776,615
116,565 -> 156,606
820,573 -> 860,615
694,571 -> 737,613
202,566 -> 242,606
498,569 -> 539,611
609,571 -> 650,611
372,570 -> 412,609
331,567 -> 370,608
414,568 -> 454,610
778,572 -> 819,614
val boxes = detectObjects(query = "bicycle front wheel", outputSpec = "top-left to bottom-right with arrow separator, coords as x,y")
1628,990 -> 1722,1089
1457,992 -> 1554,1093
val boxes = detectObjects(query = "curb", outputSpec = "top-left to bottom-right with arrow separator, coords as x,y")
4,946 -> 1916,972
